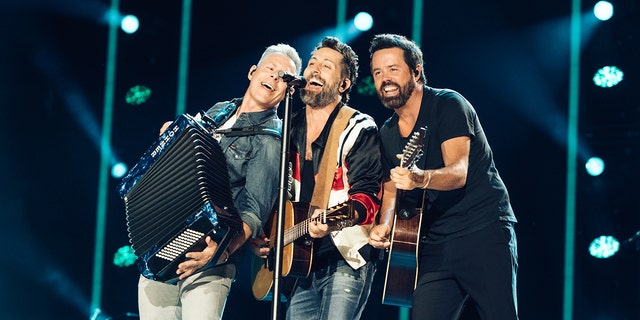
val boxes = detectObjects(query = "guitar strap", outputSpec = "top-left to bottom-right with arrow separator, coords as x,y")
309,104 -> 356,209
310,105 -> 374,270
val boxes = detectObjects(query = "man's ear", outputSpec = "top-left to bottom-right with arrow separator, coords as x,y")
248,65 -> 257,79
340,78 -> 351,92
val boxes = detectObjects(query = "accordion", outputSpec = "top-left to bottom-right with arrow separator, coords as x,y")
118,113 -> 243,284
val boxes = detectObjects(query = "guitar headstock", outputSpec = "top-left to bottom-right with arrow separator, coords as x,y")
400,126 -> 427,169
321,202 -> 354,226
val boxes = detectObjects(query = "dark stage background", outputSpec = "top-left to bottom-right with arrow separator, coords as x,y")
1,0 -> 639,319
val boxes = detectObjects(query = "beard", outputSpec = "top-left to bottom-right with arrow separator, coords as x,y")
300,79 -> 341,108
378,79 -> 415,110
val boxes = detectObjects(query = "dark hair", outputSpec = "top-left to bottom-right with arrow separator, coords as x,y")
368,33 -> 427,84
312,36 -> 359,104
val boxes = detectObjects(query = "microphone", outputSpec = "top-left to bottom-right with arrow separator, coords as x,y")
278,70 -> 306,87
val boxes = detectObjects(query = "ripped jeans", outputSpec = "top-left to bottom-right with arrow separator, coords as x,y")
285,259 -> 377,320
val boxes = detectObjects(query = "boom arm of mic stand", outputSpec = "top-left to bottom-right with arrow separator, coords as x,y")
271,86 -> 294,320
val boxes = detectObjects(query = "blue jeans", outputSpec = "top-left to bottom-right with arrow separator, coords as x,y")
286,259 -> 377,320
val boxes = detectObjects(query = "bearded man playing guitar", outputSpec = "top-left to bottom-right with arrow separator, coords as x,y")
249,36 -> 383,320
368,33 -> 519,320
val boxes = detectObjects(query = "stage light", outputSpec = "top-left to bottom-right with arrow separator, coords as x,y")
588,235 -> 619,258
354,12 -> 373,32
594,1 -> 614,21
585,157 -> 605,176
125,85 -> 152,105
113,245 -> 137,267
593,66 -> 624,88
121,14 -> 139,34
356,76 -> 377,96
90,308 -> 112,320
111,162 -> 128,179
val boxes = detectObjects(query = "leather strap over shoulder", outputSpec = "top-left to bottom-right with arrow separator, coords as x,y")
311,105 -> 357,209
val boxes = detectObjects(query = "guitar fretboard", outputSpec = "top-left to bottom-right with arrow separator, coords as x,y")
284,216 -> 324,245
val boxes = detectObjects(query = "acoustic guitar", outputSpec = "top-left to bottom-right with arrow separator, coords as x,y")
251,201 -> 353,301
381,127 -> 427,308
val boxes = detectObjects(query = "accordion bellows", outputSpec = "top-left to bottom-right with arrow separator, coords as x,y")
118,113 -> 242,284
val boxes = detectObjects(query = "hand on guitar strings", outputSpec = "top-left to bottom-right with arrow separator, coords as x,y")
309,208 -> 332,238
249,232 -> 270,259
176,236 -> 221,280
369,224 -> 392,250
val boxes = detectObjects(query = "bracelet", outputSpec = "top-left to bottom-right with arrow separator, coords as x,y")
420,170 -> 432,189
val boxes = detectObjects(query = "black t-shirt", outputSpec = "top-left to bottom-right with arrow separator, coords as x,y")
379,86 -> 516,243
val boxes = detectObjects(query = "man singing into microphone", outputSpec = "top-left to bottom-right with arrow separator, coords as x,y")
137,43 -> 302,320
250,36 -> 383,320
278,69 -> 307,88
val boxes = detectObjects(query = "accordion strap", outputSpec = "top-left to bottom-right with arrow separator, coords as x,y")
204,99 -> 282,138
214,125 -> 281,138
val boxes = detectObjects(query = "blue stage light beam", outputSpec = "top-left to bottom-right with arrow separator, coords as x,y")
443,10 -> 601,163
1,196 -> 96,318
33,51 -> 123,171
92,0 -> 120,315
291,14 -> 370,61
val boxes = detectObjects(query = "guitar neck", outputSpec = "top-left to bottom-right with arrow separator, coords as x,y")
283,216 -> 321,246
394,153 -> 412,214
281,201 -> 352,245
394,189 -> 406,213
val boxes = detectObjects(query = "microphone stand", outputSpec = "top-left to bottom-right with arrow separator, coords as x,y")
271,85 -> 295,320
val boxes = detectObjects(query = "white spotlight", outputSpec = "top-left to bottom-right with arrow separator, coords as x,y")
585,157 -> 605,176
354,12 -> 373,32
121,15 -> 139,34
588,235 -> 619,259
111,162 -> 128,179
594,1 -> 614,21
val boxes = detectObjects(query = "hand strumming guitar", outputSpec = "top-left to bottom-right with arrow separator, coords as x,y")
369,179 -> 397,250
249,230 -> 270,259
369,225 -> 392,250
